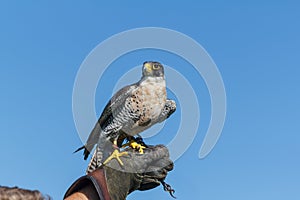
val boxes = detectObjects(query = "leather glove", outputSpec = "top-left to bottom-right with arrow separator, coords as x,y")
64,145 -> 175,200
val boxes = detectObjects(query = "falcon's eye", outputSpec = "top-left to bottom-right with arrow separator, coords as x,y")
153,64 -> 160,70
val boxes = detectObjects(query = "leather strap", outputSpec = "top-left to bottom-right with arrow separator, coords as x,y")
64,168 -> 111,200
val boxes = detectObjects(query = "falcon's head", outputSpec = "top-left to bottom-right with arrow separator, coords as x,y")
142,61 -> 164,77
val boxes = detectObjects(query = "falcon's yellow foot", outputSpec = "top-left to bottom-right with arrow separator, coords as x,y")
103,149 -> 128,166
122,140 -> 146,154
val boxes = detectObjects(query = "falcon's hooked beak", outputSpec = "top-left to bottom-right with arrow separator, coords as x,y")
143,62 -> 152,74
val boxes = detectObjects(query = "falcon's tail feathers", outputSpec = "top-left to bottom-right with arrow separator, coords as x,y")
73,146 -> 91,160
73,146 -> 84,153
86,146 -> 103,174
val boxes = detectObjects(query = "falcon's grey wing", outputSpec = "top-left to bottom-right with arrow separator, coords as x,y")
74,83 -> 139,160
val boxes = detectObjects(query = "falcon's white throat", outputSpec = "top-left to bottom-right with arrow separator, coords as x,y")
139,76 -> 167,118
140,76 -> 166,87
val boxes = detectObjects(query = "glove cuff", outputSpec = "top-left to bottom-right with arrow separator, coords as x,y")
64,168 -> 111,200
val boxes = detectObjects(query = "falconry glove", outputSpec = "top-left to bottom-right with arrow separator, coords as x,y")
64,145 -> 175,200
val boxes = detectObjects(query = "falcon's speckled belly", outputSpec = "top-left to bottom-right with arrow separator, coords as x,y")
123,76 -> 166,136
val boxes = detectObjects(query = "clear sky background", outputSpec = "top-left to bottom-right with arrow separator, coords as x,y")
1,1 -> 299,199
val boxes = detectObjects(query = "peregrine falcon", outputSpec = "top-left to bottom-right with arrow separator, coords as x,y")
75,61 -> 176,173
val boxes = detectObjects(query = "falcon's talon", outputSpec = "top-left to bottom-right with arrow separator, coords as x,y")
130,141 -> 146,154
122,140 -> 146,154
103,149 -> 128,166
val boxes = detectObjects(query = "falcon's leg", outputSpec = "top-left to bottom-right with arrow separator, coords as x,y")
103,139 -> 128,166
122,136 -> 147,154
135,135 -> 149,148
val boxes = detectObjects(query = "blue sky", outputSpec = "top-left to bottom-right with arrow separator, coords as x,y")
1,1 -> 300,199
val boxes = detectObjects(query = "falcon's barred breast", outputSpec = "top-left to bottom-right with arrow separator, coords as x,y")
122,75 -> 167,135
75,61 -> 176,173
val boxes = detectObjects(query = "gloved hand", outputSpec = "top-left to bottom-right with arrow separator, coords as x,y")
64,145 -> 175,200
